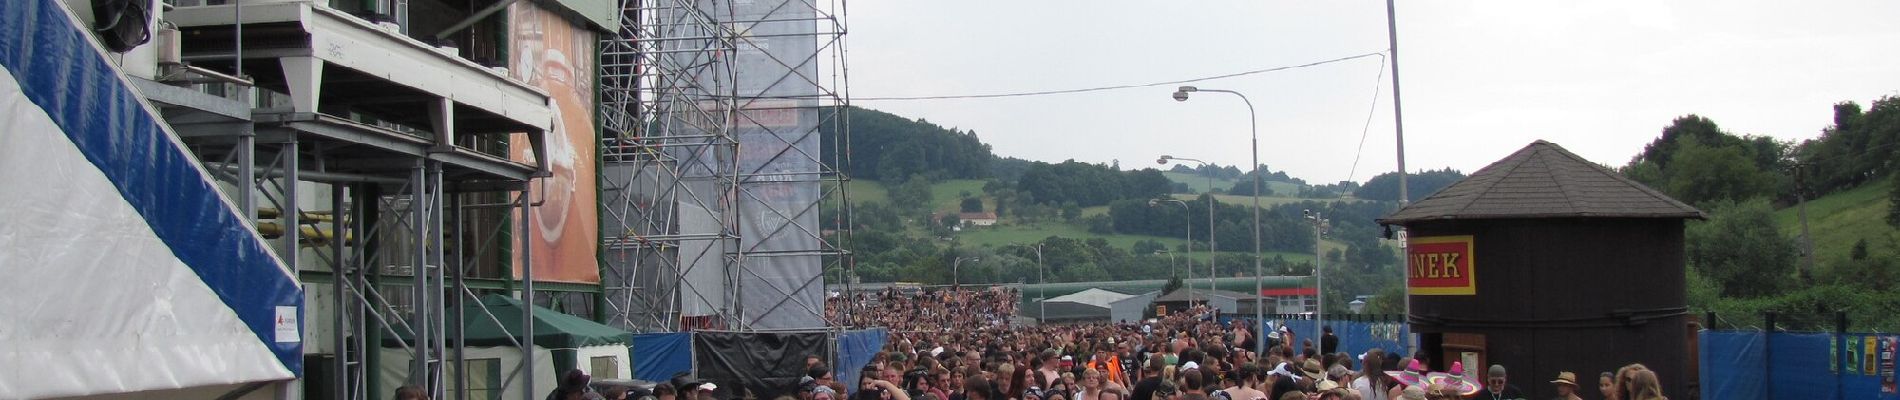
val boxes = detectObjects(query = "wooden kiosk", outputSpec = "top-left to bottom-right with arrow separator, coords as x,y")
1377,141 -> 1705,398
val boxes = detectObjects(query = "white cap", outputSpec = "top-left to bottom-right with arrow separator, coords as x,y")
1182,361 -> 1201,370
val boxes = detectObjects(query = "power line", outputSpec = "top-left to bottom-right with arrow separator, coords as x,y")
854,51 -> 1387,101
1344,53 -> 1389,185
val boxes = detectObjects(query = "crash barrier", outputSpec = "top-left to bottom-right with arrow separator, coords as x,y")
1699,316 -> 1897,400
630,328 -> 887,398
1265,314 -> 1412,359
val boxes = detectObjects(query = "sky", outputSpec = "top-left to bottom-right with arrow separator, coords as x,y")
842,1 -> 1900,185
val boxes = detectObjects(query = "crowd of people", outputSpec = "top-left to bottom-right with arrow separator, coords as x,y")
811,288 -> 1673,400
825,286 -> 1020,332
500,287 -> 1673,400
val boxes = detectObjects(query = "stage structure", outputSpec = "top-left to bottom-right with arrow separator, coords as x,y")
92,0 -> 626,398
598,0 -> 854,332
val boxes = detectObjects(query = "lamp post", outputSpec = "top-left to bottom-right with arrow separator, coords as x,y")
1035,244 -> 1045,325
1172,85 -> 1264,353
1155,250 -> 1177,279
1149,198 -> 1193,303
1159,155 -> 1218,306
1304,209 -> 1325,346
953,257 -> 980,290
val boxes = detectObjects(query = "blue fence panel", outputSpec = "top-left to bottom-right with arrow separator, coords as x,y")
837,328 -> 888,396
1768,333 -> 1837,399
1261,318 -> 1409,361
631,332 -> 695,382
1699,330 -> 1900,400
1700,331 -> 1767,400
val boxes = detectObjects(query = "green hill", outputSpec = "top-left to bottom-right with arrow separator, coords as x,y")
1162,171 -> 1303,195
1773,174 -> 1897,267
840,178 -> 1344,265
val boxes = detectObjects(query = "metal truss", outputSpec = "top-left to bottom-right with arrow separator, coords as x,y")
597,0 -> 854,333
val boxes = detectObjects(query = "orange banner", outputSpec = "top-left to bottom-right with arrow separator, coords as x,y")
508,3 -> 599,284
1407,235 -> 1476,295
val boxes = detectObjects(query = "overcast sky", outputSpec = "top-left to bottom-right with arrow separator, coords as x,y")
843,1 -> 1900,184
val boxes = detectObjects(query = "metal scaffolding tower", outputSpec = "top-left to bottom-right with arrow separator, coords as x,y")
597,0 -> 853,332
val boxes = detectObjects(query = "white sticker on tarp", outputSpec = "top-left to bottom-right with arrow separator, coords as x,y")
276,306 -> 301,343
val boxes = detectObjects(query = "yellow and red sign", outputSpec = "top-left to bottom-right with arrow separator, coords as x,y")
1407,235 -> 1476,295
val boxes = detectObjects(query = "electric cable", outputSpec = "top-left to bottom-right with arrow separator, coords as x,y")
854,51 -> 1386,101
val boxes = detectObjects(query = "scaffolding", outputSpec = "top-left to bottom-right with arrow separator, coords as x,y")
597,0 -> 853,332
146,1 -> 558,399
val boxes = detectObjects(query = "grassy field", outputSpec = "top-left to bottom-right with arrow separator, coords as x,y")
955,221 -> 1327,263
929,179 -> 988,212
839,179 -> 889,205
1162,171 -> 1304,195
1772,175 -> 1897,266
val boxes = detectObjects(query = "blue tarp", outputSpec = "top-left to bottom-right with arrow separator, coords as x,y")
1700,330 -> 1898,400
1264,318 -> 1410,360
631,332 -> 694,382
837,328 -> 888,396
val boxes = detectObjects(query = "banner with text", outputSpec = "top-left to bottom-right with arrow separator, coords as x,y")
1407,235 -> 1476,295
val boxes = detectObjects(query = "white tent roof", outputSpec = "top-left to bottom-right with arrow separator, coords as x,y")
1046,288 -> 1138,308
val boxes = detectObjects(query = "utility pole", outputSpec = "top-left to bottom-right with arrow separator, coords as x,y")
1794,162 -> 1815,282
1037,244 -> 1046,325
1385,0 -> 1415,355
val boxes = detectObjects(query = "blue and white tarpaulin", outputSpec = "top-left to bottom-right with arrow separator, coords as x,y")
0,0 -> 303,397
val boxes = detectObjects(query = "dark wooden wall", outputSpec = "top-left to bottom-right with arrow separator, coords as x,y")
1403,218 -> 1690,399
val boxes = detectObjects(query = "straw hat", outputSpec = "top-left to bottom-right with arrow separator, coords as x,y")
1551,371 -> 1579,387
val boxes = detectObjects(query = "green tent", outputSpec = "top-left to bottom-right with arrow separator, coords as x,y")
386,294 -> 628,350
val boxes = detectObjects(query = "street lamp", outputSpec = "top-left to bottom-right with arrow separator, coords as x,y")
1035,244 -> 1045,325
1172,85 -> 1265,354
1159,155 -> 1218,306
1149,198 -> 1193,303
952,257 -> 980,290
1155,250 -> 1177,279
1304,209 -> 1325,346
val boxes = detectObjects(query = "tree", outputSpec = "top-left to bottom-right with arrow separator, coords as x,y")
1363,285 -> 1405,315
960,197 -> 984,213
1686,199 -> 1800,298
1890,171 -> 1900,228
1355,168 -> 1466,202
1657,137 -> 1781,206
889,175 -> 934,213
1060,201 -> 1083,221
1132,239 -> 1167,255
1084,214 -> 1115,234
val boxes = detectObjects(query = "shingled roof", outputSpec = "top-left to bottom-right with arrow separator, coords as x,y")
1378,140 -> 1705,224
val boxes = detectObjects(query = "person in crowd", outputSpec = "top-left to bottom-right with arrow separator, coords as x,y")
966,377 -> 995,400
1596,372 -> 1615,400
1481,365 -> 1526,400
1223,363 -> 1267,400
549,369 -> 593,400
1612,364 -> 1649,400
655,383 -> 678,400
1038,350 -> 1064,389
1547,371 -> 1581,400
1320,327 -> 1338,355
1132,357 -> 1167,400
1179,369 -> 1208,398
395,385 -> 427,400
1624,370 -> 1665,400
862,368 -> 914,400
603,387 -> 630,400
1349,350 -> 1389,400
1091,346 -> 1128,387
